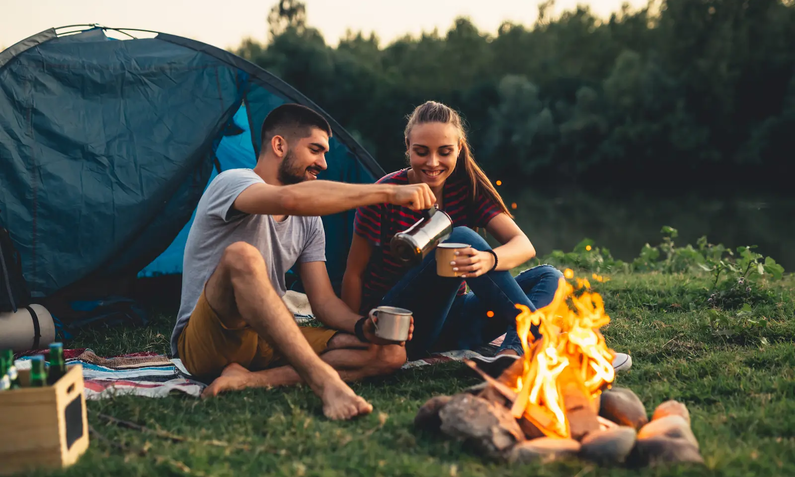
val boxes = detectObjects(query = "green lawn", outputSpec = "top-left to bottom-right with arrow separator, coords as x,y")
30,273 -> 795,477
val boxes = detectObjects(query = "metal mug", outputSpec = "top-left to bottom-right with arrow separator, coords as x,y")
368,306 -> 412,342
390,205 -> 453,266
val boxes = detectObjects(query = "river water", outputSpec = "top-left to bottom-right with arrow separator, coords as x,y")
500,186 -> 795,270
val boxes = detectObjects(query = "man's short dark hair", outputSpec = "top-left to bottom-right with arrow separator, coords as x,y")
260,103 -> 332,148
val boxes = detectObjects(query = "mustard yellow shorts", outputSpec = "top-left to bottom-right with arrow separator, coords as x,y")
178,291 -> 338,379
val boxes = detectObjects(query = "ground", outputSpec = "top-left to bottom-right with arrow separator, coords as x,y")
30,273 -> 795,477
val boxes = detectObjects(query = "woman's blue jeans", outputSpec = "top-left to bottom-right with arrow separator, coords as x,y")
379,227 -> 563,360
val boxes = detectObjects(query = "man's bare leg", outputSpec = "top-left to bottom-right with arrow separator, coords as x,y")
202,334 -> 407,396
202,242 -> 372,420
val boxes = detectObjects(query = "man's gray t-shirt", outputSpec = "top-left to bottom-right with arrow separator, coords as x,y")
170,168 -> 326,356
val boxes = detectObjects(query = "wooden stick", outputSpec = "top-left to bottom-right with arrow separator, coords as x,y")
559,366 -> 600,440
524,403 -> 565,438
464,360 -> 517,402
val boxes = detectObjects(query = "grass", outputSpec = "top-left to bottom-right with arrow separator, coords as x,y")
27,272 -> 795,476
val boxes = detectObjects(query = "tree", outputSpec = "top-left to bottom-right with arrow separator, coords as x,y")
233,0 -> 795,187
485,75 -> 556,174
267,0 -> 308,39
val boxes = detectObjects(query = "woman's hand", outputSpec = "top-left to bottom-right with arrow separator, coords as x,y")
450,247 -> 496,278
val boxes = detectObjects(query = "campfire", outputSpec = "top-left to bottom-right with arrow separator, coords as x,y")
415,271 -> 703,467
510,272 -> 615,440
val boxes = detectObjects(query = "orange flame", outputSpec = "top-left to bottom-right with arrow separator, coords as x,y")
510,275 -> 615,438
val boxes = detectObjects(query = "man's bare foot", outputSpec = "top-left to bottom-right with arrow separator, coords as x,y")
319,377 -> 373,420
201,362 -> 251,398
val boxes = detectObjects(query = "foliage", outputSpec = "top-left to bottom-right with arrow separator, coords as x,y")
540,238 -> 627,273
267,0 -> 308,39
232,0 -> 795,187
543,226 -> 786,286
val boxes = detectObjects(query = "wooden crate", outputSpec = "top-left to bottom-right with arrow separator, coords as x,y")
0,364 -> 89,475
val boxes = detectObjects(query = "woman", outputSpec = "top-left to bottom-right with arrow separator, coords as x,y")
341,101 -> 562,361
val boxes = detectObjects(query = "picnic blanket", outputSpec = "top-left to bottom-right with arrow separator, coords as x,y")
15,349 -> 205,399
12,345 -> 497,400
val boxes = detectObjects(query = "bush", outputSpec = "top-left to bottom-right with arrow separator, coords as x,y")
540,226 -> 786,287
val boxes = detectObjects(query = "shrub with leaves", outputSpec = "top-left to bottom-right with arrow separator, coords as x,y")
698,245 -> 785,286
540,238 -> 627,273
539,227 -> 787,282
628,226 -> 785,284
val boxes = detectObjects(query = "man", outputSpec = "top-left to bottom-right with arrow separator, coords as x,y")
171,104 -> 436,420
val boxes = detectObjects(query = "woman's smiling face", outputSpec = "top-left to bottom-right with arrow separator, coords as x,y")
407,122 -> 460,188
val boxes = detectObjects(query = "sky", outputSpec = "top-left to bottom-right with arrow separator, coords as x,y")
2,0 -> 649,51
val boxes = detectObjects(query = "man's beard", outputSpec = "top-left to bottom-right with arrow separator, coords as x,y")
277,150 -> 308,185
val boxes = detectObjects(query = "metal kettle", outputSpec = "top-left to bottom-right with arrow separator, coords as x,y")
390,205 -> 453,266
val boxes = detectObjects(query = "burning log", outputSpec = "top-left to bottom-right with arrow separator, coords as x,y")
464,360 -> 517,403
517,403 -> 557,439
496,341 -> 540,388
559,366 -> 601,441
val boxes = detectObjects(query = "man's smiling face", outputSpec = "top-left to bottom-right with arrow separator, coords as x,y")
277,127 -> 329,185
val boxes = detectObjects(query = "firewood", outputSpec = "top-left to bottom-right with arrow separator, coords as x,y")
517,415 -> 546,440
560,366 -> 600,440
567,408 -> 601,441
464,360 -> 517,403
519,403 -> 562,439
496,354 -> 525,387
559,366 -> 593,412
478,385 -> 509,407
498,339 -> 543,383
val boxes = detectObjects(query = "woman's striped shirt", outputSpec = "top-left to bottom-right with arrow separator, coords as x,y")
353,168 -> 502,314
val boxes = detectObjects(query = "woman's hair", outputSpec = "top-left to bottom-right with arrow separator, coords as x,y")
404,101 -> 512,218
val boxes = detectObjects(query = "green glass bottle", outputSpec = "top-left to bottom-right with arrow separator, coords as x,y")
29,355 -> 47,387
0,349 -> 9,391
0,349 -> 8,377
7,365 -> 21,389
1,349 -> 20,389
47,342 -> 67,385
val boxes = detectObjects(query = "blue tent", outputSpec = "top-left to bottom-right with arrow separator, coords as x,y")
0,25 -> 384,301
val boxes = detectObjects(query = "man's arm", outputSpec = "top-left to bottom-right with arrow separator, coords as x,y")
299,261 -> 408,345
234,180 -> 435,217
341,234 -> 373,313
299,261 -> 363,333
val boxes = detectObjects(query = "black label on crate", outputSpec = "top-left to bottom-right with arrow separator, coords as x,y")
64,395 -> 84,449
